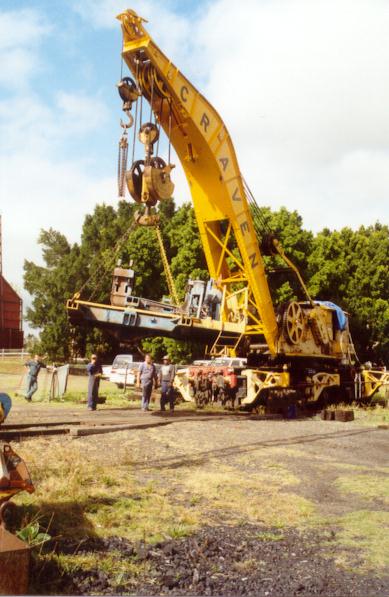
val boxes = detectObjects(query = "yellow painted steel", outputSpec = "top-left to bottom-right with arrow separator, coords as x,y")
117,9 -> 278,354
155,226 -> 180,305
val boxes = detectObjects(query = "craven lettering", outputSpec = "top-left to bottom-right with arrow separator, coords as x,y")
219,157 -> 229,171
240,221 -> 249,235
200,113 -> 210,132
232,188 -> 241,201
249,252 -> 259,269
180,85 -> 189,102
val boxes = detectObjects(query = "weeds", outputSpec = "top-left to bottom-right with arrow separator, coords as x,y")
17,519 -> 52,547
255,531 -> 284,542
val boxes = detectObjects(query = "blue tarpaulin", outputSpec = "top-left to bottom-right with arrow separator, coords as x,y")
315,301 -> 348,331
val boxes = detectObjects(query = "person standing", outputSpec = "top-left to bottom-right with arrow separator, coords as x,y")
24,354 -> 48,402
159,355 -> 176,412
137,354 -> 158,411
86,354 -> 103,411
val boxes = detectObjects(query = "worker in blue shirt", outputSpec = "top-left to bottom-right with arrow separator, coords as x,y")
86,354 -> 103,411
24,355 -> 48,402
137,354 -> 158,411
158,355 -> 176,412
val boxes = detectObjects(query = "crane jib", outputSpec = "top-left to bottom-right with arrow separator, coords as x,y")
118,9 -> 279,355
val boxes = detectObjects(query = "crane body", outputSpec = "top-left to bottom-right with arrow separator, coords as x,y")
67,10 -> 389,408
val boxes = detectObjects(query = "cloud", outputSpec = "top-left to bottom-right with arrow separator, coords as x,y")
71,0 -> 198,71
0,6 -> 112,308
192,0 -> 389,230
1,153 -> 116,313
0,92 -> 109,157
75,0 -> 389,231
0,8 -> 51,89
0,8 -> 50,50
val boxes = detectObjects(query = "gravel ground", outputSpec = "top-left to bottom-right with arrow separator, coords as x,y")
37,525 -> 389,596
10,407 -> 389,596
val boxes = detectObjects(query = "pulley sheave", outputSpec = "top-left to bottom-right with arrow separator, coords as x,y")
126,157 -> 175,205
117,77 -> 139,106
126,160 -> 145,203
139,122 -> 159,146
144,158 -> 175,201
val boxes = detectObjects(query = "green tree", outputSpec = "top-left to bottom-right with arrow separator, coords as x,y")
254,206 -> 314,304
165,203 -> 208,298
24,199 -> 389,366
308,223 -> 389,362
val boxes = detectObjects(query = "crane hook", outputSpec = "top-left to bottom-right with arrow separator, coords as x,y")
120,110 -> 134,130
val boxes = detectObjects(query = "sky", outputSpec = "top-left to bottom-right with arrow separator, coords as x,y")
1,0 -> 388,324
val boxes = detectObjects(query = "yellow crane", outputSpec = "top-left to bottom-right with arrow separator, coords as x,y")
67,9 -> 389,407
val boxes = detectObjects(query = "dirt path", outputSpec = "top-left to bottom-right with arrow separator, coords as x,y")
4,403 -> 389,595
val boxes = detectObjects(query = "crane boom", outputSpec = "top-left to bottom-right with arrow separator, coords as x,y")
117,9 -> 278,354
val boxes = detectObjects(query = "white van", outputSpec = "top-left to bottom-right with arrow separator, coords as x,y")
103,354 -> 139,387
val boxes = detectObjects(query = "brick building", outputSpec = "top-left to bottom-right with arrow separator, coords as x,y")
0,217 -> 23,349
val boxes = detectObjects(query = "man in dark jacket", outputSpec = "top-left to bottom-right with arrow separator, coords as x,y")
86,354 -> 103,411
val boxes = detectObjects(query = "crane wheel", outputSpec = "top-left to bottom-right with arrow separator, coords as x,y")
283,302 -> 305,345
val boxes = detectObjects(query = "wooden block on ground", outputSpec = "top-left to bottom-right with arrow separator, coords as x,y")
70,421 -> 171,437
335,410 -> 354,422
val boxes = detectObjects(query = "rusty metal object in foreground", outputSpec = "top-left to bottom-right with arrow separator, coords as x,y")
0,526 -> 30,595
0,444 -> 34,495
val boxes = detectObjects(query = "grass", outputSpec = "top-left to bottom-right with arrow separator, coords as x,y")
352,404 -> 389,427
334,511 -> 389,571
175,463 -> 315,528
335,474 -> 389,505
0,357 -> 140,406
232,558 -> 258,573
255,531 -> 284,542
31,550 -> 149,594
15,440 -> 199,544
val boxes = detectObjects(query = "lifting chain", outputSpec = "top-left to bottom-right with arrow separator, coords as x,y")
155,225 -> 180,306
118,131 -> 129,198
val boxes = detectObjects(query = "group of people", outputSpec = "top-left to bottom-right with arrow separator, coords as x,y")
136,353 -> 176,412
20,352 -> 176,413
86,352 -> 176,412
190,368 -> 238,408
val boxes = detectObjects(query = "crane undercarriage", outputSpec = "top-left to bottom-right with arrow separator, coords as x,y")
67,267 -> 389,411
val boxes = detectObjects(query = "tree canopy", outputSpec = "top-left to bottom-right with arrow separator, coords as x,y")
24,201 -> 389,365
